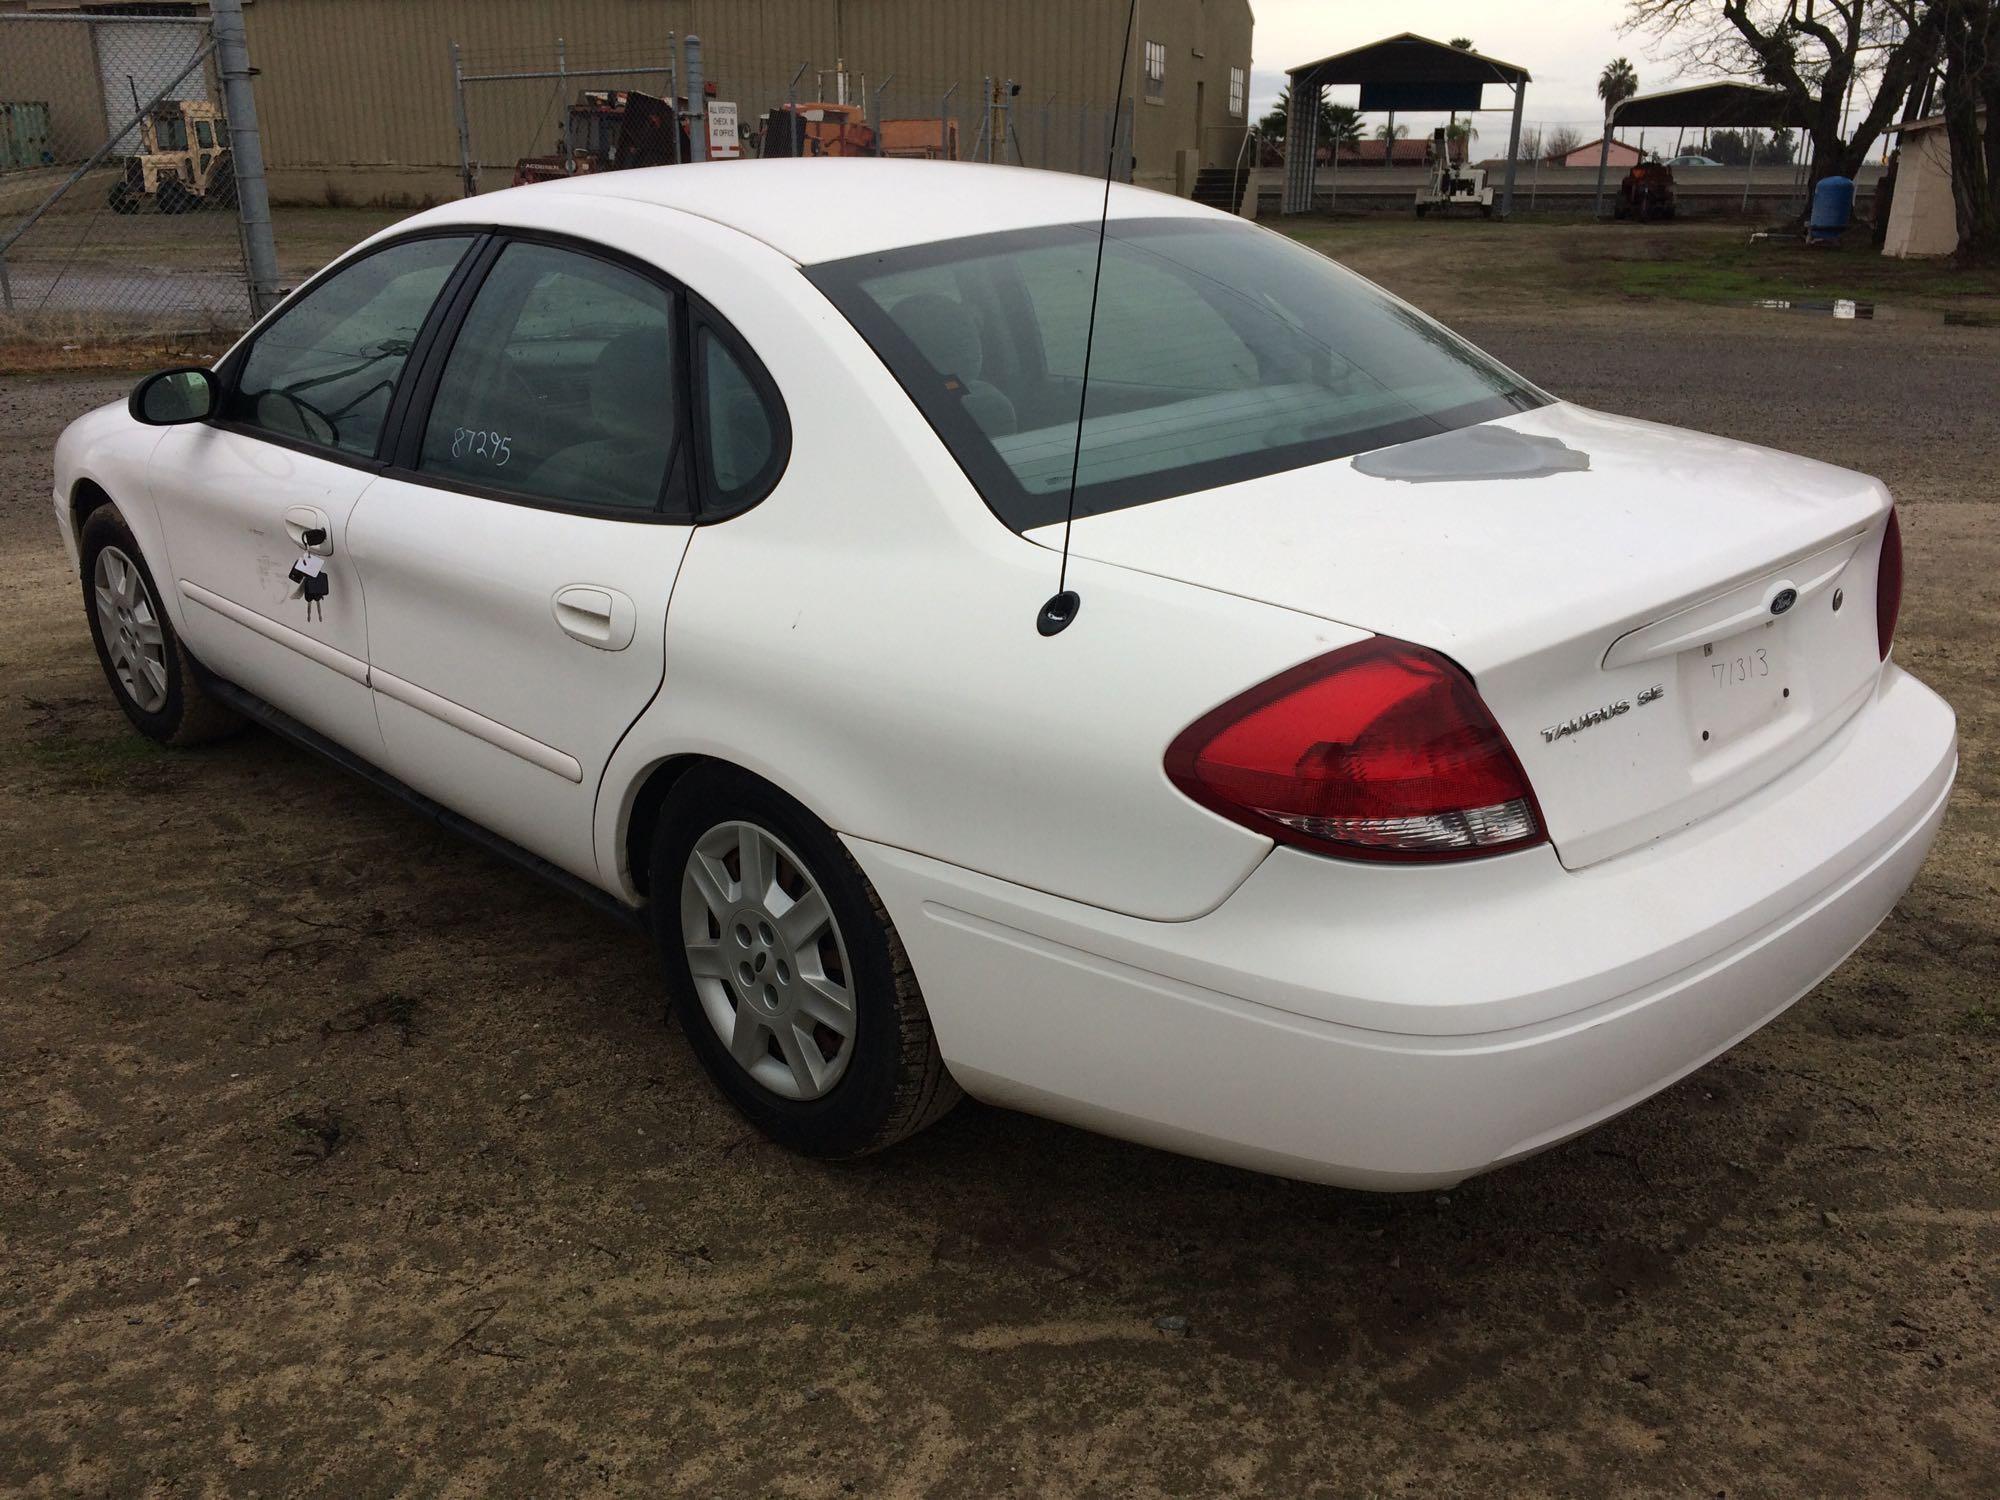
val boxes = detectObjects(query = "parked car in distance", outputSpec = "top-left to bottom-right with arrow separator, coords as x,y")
1665,153 -> 1724,168
53,160 -> 1956,1190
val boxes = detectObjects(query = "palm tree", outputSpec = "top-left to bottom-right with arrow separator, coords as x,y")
1374,121 -> 1410,142
1597,57 -> 1640,126
1258,87 -> 1363,153
1323,104 -> 1363,153
1449,37 -> 1475,51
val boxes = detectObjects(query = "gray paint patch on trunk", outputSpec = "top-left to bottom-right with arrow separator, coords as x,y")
1352,424 -> 1590,483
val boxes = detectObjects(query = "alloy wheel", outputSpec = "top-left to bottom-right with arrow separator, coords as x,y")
680,820 -> 857,1101
93,545 -> 170,714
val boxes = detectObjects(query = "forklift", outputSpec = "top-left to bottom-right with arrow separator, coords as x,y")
1413,126 -> 1493,218
107,99 -> 235,214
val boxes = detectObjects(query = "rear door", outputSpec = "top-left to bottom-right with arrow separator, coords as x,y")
346,236 -> 703,884
150,232 -> 477,751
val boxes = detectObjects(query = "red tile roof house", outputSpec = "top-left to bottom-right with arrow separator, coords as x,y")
1336,138 -> 1459,166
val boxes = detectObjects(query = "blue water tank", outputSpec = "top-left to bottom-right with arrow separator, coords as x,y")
1809,176 -> 1856,242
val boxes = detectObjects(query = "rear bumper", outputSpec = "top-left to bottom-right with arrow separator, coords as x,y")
850,665 -> 1956,1189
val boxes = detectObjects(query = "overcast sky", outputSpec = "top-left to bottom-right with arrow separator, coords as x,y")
1246,1 -> 1703,136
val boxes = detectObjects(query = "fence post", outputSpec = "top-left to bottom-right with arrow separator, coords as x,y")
685,34 -> 705,160
209,0 -> 280,316
666,32 -> 679,164
789,61 -> 808,157
450,41 -> 476,195
556,36 -> 569,157
871,74 -> 893,153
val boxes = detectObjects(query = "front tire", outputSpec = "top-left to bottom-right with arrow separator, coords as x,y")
79,505 -> 240,746
649,764 -> 960,1158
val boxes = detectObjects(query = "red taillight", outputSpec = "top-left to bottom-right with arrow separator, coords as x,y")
1165,638 -> 1546,863
1876,507 -> 1902,661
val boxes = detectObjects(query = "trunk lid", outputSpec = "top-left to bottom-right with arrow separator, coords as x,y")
1040,403 -> 1894,867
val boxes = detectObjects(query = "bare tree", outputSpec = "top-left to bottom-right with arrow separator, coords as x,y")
1543,124 -> 1586,159
1936,0 -> 2000,259
1625,1 -> 1942,186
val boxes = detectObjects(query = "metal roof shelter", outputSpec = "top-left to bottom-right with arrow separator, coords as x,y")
1592,81 -> 1810,215
1282,32 -> 1532,215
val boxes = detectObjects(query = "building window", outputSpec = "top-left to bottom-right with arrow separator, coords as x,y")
1144,40 -> 1165,100
1228,67 -> 1246,117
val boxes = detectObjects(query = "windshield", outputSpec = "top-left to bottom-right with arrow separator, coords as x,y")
808,217 -> 1547,531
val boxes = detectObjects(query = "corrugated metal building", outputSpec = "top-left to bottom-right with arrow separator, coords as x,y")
3,1 -> 1252,205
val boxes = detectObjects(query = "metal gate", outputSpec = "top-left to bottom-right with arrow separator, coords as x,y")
0,0 -> 278,348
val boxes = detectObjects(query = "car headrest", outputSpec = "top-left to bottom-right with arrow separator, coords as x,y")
591,327 -> 673,444
889,293 -> 983,381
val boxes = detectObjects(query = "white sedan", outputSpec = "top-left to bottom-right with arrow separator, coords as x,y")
52,161 -> 1956,1189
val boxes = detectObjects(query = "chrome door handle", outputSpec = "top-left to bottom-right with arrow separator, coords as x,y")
283,505 -> 333,555
553,585 -> 637,651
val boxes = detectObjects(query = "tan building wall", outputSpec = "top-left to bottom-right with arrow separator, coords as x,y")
224,0 -> 1250,205
0,9 -> 114,158
1126,0 -> 1254,194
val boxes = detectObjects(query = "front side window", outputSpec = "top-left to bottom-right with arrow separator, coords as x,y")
808,218 -> 1546,531
418,241 -> 681,512
1144,41 -> 1166,99
227,235 -> 471,458
1229,67 -> 1246,118
195,118 -> 215,148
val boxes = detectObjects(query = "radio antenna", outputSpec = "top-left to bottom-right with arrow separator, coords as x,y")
1036,0 -> 1138,638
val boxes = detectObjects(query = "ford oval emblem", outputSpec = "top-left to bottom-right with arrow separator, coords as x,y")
1770,587 -> 1798,616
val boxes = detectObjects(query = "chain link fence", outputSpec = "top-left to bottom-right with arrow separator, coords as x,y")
449,42 -> 1134,197
0,5 -> 275,350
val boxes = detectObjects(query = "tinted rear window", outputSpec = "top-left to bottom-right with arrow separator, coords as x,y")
808,217 -> 1546,531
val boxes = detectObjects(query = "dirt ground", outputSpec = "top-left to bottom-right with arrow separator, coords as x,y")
2,228 -> 1997,1498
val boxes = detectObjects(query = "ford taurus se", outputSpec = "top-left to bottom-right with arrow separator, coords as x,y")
52,161 -> 1956,1189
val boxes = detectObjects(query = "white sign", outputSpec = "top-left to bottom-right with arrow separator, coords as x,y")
706,100 -> 740,159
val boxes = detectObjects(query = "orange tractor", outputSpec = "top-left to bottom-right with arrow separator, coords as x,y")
512,89 -> 685,186
756,101 -> 957,160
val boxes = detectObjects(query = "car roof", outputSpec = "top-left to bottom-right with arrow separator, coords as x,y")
409,158 -> 1222,265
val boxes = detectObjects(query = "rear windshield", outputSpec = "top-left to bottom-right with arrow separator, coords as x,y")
807,216 -> 1546,531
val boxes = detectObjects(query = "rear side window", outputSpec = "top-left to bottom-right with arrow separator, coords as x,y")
808,217 -> 1545,531
227,235 -> 471,458
695,324 -> 785,510
417,241 -> 680,513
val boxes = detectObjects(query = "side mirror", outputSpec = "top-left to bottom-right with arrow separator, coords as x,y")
129,366 -> 217,426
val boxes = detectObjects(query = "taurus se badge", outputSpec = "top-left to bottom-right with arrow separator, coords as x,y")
1542,684 -> 1666,744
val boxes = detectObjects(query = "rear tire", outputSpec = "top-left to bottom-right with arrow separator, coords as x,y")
78,505 -> 241,747
649,764 -> 960,1159
207,156 -> 237,209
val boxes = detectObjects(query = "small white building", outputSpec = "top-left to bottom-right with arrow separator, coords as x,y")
1882,108 -> 1985,259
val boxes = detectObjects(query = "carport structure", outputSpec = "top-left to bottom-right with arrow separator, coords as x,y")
1282,33 -> 1531,216
1592,81 -> 1810,216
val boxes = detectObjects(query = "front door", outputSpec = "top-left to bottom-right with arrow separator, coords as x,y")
150,233 -> 477,750
347,238 -> 697,883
